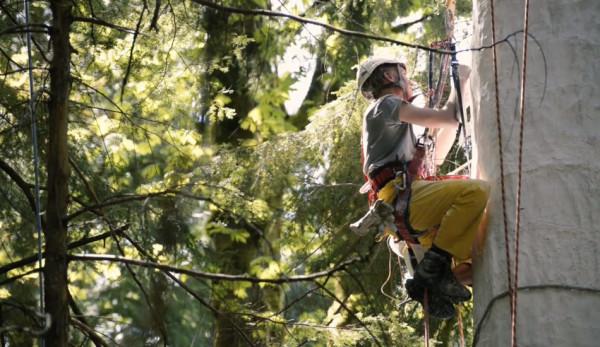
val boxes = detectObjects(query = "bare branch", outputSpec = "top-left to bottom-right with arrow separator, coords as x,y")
391,13 -> 432,33
149,0 -> 162,31
0,268 -> 39,287
72,16 -> 139,35
119,3 -> 147,102
69,253 -> 360,284
65,189 -> 213,222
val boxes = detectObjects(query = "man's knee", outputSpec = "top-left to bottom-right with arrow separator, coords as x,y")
468,180 -> 490,208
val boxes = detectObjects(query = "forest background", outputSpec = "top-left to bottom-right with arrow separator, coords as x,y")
0,0 -> 472,346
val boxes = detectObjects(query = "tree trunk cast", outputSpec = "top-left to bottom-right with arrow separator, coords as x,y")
45,1 -> 72,345
471,1 -> 600,346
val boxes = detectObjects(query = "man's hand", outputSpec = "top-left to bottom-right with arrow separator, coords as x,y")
446,64 -> 472,118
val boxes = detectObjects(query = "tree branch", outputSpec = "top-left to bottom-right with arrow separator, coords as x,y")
313,281 -> 383,347
0,225 -> 129,276
72,16 -> 139,35
391,13 -> 432,33
189,0 -> 451,54
0,24 -> 49,36
0,268 -> 39,287
65,189 -> 213,222
117,230 -> 255,346
68,156 -> 170,346
149,0 -> 162,31
69,253 -> 359,284
0,158 -> 37,217
68,290 -> 108,347
119,3 -> 147,102
0,3 -> 50,63
70,319 -> 110,346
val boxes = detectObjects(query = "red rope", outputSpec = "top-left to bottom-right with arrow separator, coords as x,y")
489,0 -> 515,343
491,0 -> 532,345
513,0 -> 531,345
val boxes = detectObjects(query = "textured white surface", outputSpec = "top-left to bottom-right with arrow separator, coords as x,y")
470,1 -> 600,345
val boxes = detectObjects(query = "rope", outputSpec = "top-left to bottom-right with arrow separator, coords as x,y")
512,0 -> 531,345
489,0 -> 514,342
423,288 -> 430,347
380,241 -> 399,302
23,1 -> 45,345
490,0 -> 532,345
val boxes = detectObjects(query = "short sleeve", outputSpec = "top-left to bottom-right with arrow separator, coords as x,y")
378,95 -> 406,124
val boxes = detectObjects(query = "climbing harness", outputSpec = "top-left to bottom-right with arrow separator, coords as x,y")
353,5 -> 473,344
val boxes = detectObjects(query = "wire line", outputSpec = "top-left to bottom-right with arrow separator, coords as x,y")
24,0 -> 45,346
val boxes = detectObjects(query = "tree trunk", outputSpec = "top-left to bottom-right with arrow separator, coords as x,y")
471,1 -> 600,345
44,1 -> 72,345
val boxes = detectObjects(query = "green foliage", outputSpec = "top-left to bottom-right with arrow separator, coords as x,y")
0,0 -> 473,345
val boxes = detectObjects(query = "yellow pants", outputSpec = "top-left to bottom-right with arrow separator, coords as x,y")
378,178 -> 490,261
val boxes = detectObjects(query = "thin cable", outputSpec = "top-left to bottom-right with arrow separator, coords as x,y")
489,0 -> 514,341
24,1 -> 45,346
423,288 -> 430,347
275,0 -> 319,42
380,240 -> 398,302
24,0 -> 43,311
512,0 -> 531,346
473,284 -> 600,346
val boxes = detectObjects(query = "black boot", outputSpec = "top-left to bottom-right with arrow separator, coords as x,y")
414,247 -> 471,303
405,279 -> 455,320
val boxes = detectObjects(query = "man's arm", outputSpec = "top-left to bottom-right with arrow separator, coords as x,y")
397,102 -> 458,128
432,125 -> 458,166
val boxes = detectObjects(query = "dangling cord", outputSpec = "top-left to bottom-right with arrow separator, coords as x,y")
24,0 -> 45,345
423,288 -> 430,347
380,240 -> 400,302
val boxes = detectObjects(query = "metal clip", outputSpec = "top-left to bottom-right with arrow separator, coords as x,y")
394,171 -> 407,191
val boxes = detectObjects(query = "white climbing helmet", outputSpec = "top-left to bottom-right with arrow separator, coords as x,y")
357,57 -> 406,99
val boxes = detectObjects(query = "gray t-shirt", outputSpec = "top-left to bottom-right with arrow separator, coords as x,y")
362,94 -> 416,176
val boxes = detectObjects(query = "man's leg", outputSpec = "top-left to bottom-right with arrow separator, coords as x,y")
409,179 -> 490,260
408,179 -> 490,301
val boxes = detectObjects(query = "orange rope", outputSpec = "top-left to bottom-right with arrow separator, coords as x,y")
491,0 -> 532,345
489,0 -> 515,342
513,0 -> 531,346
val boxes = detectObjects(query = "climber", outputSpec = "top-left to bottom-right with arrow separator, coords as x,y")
355,56 -> 490,319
